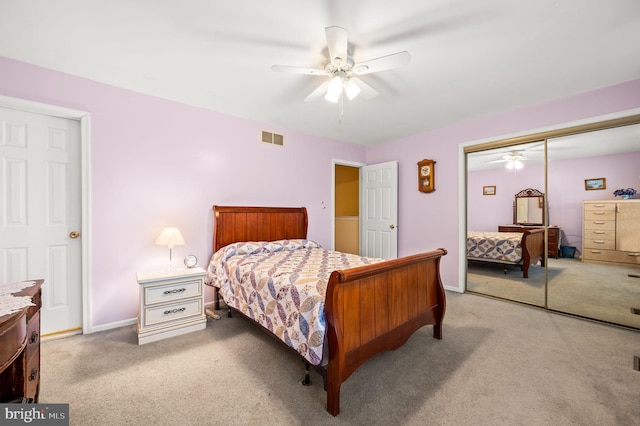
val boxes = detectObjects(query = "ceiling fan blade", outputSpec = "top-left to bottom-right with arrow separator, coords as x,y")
271,64 -> 328,75
353,51 -> 411,75
325,26 -> 348,65
304,81 -> 330,102
350,78 -> 378,100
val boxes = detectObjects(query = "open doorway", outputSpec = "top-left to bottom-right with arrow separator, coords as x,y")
334,164 -> 360,254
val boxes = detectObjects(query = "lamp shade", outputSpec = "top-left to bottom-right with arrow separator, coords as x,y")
154,227 -> 185,246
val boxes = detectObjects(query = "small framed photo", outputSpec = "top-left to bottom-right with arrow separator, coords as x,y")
483,186 -> 496,196
585,178 -> 606,191
417,158 -> 436,193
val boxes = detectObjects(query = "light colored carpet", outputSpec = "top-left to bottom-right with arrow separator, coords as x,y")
467,257 -> 640,329
40,292 -> 640,425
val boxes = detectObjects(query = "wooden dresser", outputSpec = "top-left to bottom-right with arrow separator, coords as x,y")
0,280 -> 43,403
583,200 -> 640,266
498,225 -> 561,258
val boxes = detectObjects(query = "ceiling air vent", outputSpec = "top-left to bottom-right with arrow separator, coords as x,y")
261,131 -> 284,146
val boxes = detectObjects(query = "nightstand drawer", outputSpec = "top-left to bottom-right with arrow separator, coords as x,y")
143,298 -> 203,327
144,279 -> 202,305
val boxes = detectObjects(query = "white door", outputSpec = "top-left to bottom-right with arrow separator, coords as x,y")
360,161 -> 398,259
0,106 -> 82,335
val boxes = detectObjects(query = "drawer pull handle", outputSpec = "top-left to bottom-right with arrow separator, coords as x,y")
163,288 -> 186,295
163,307 -> 186,315
593,204 -> 605,207
593,231 -> 605,234
590,250 -> 602,253
593,212 -> 605,215
594,240 -> 605,244
592,221 -> 605,225
29,368 -> 38,381
29,331 -> 39,344
629,253 -> 640,257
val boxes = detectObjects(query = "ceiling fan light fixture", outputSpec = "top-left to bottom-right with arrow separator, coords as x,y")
506,159 -> 524,170
343,79 -> 361,100
325,76 -> 343,103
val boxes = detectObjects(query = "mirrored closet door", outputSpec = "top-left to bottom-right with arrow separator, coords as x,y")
466,117 -> 640,329
466,141 -> 546,307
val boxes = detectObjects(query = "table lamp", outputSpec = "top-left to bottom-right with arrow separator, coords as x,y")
155,227 -> 185,271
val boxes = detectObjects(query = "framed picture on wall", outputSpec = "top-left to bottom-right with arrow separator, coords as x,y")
483,186 -> 496,196
417,158 -> 436,193
585,177 -> 606,190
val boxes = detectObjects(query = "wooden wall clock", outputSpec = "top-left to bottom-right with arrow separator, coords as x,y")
417,159 -> 436,193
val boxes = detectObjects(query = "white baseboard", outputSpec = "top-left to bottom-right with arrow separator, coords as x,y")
86,317 -> 137,334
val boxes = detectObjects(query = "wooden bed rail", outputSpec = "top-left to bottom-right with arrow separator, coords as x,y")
323,248 -> 447,416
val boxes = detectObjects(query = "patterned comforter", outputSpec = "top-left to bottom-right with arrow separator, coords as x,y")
467,231 -> 524,263
206,239 -> 383,365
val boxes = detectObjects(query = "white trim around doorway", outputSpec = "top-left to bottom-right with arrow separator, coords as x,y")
0,95 -> 93,334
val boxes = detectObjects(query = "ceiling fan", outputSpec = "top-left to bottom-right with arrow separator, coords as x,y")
487,151 -> 528,170
271,26 -> 411,104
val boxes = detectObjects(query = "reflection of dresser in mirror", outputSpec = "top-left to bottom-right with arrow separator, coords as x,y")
583,200 -> 640,266
499,188 -> 560,258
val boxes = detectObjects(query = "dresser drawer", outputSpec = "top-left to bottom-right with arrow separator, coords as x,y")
144,279 -> 202,305
583,239 -> 616,250
143,298 -> 203,327
583,229 -> 616,240
584,202 -> 616,212
583,219 -> 615,231
25,345 -> 40,400
583,249 -> 640,265
583,209 -> 616,221
26,312 -> 40,356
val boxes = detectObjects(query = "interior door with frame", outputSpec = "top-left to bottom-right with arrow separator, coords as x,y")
360,161 -> 398,259
0,106 -> 83,335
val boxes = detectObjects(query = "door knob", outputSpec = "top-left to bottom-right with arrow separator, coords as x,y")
69,231 -> 80,239
389,224 -> 396,229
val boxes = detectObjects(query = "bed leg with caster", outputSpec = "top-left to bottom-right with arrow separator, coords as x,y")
301,362 -> 312,386
227,306 -> 233,318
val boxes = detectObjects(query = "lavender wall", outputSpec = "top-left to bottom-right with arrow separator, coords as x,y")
468,151 -> 640,252
0,57 -> 367,328
367,79 -> 640,291
2,54 -> 640,327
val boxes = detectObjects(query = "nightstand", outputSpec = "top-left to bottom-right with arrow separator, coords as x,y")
136,267 -> 206,345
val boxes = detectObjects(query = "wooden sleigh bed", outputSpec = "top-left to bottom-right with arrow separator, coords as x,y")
206,205 -> 447,416
466,229 -> 544,278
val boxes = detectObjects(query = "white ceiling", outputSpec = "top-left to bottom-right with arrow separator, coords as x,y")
1,0 -> 639,145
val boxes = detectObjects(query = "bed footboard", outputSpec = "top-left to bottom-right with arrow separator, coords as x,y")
323,248 -> 447,416
521,229 -> 544,278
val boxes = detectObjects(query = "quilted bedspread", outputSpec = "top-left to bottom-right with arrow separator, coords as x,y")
206,239 -> 383,365
467,231 -> 523,263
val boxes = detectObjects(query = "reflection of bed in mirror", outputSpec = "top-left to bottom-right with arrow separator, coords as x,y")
467,229 -> 545,278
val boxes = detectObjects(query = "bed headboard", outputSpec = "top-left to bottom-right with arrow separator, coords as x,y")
212,205 -> 309,252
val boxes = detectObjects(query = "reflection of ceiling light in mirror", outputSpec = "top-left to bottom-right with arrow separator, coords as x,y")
506,160 -> 523,170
